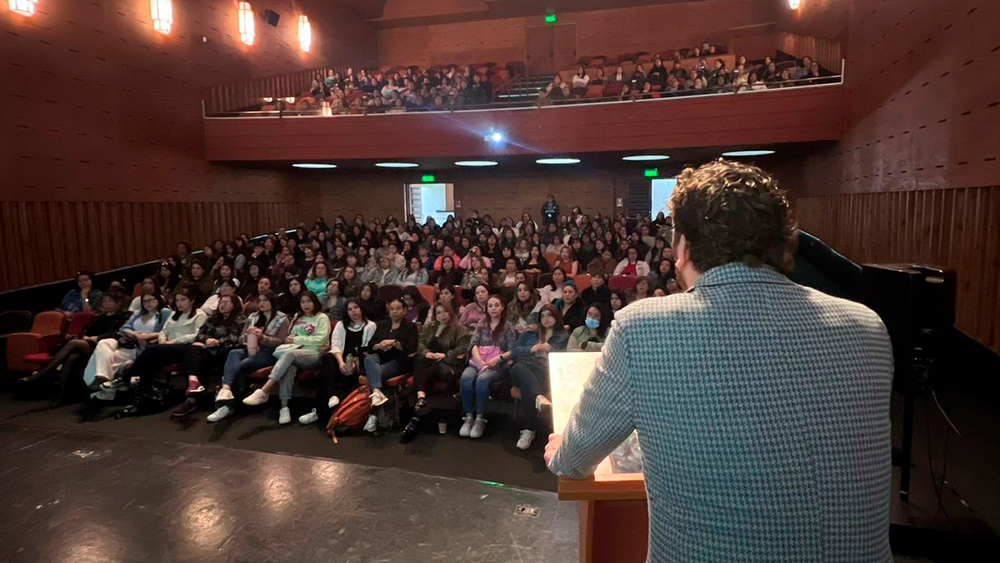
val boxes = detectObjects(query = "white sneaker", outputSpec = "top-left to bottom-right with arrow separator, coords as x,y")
278,407 -> 292,425
470,416 -> 487,439
363,414 -> 378,433
242,388 -> 268,406
516,429 -> 536,450
298,409 -> 319,425
328,395 -> 340,409
459,414 -> 474,437
371,388 -> 388,407
207,405 -> 233,423
535,395 -> 551,412
216,388 -> 234,402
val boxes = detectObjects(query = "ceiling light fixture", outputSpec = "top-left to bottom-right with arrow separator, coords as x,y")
623,154 -> 670,162
376,162 -> 420,168
536,158 -> 581,165
721,150 -> 776,157
455,160 -> 499,167
292,163 -> 337,169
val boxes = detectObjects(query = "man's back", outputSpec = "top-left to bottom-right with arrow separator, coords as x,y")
550,262 -> 894,563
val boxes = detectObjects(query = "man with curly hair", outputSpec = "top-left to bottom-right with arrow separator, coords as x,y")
546,159 -> 894,563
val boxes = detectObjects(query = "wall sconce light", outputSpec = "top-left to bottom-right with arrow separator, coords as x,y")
238,2 -> 255,45
298,15 -> 311,52
150,0 -> 172,35
8,0 -> 38,17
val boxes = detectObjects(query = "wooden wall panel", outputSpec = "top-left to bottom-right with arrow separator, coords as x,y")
0,201 -> 301,292
794,186 -> 1000,354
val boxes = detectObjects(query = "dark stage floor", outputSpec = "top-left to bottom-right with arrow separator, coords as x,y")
0,425 -> 579,563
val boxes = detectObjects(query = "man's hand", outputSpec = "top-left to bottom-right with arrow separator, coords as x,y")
544,433 -> 563,464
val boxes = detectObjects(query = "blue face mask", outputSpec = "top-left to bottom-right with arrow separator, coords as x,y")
585,318 -> 600,330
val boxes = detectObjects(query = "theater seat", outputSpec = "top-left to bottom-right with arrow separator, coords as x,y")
6,311 -> 67,372
416,284 -> 436,305
21,311 -> 96,366
585,85 -> 604,99
378,284 -> 404,303
609,275 -> 638,292
543,252 -> 561,267
573,275 -> 592,292
0,310 -> 32,336
248,365 -> 318,385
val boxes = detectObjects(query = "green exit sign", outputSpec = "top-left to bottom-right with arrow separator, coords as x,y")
644,168 -> 659,177
545,14 -> 557,23
422,174 -> 436,182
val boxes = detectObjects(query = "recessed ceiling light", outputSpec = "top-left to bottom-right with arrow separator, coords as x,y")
721,150 -> 776,157
292,163 -> 337,169
623,154 -> 670,162
536,158 -> 581,165
375,162 -> 420,168
455,160 -> 499,167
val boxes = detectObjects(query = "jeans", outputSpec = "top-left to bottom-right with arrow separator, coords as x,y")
222,347 -> 277,389
460,365 -> 508,416
511,359 -> 548,431
363,355 -> 404,390
270,348 -> 323,401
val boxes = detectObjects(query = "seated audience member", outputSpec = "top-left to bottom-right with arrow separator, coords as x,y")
570,65 -> 591,98
402,286 -> 430,325
324,279 -> 347,323
791,55 -> 814,80
361,298 -> 418,433
200,279 -> 242,316
168,295 -> 246,417
19,293 -> 129,398
613,246 -> 651,278
154,261 -> 181,302
590,67 -> 606,86
310,73 -> 329,101
400,302 -> 471,442
460,283 -> 490,329
129,277 -> 161,312
648,258 -> 676,289
555,281 -> 586,331
459,294 -> 516,439
340,265 -> 362,298
581,272 -> 611,307
363,255 -> 400,286
58,271 -> 102,312
112,285 -> 208,393
647,56 -> 669,88
540,75 -> 568,102
307,299 -> 377,426
604,66 -> 626,98
539,267 -> 568,303
632,277 -> 653,301
399,256 -> 429,286
552,245 -> 580,276
239,262 -> 265,301
461,255 -> 490,289
629,64 -> 647,93
185,261 -> 215,306
427,285 -> 459,325
459,246 -> 492,271
587,245 -> 617,277
507,281 -> 540,333
510,303 -> 569,450
305,261 -> 332,301
278,277 -> 304,316
609,290 -> 628,317
522,245 -> 550,275
434,256 -> 464,288
208,291 -> 290,422
242,290 -> 331,425
357,282 -> 387,322
670,60 -> 690,82
84,293 -> 172,398
498,258 -> 521,289
568,303 -> 611,352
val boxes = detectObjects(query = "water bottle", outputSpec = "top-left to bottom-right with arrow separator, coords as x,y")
247,333 -> 259,356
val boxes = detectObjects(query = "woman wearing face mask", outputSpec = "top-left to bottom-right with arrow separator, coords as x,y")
458,294 -> 516,439
510,304 -> 569,450
400,303 -> 472,443
208,291 -> 290,423
361,298 -> 418,433
302,299 -> 377,426
568,303 -> 611,352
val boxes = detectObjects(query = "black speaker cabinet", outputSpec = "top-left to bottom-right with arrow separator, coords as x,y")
262,9 -> 280,27
861,264 -> 956,393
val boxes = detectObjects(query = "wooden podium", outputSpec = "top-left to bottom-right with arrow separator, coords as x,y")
549,353 -> 650,563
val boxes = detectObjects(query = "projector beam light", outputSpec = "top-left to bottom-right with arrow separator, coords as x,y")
721,150 -> 776,157
536,158 -> 581,165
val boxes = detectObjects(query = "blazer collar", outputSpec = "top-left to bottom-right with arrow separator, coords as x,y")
692,261 -> 793,290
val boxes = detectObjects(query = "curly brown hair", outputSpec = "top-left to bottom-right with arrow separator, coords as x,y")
670,159 -> 797,274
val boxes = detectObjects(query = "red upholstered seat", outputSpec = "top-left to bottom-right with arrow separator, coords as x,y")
65,311 -> 97,338
23,352 -> 54,364
609,275 -> 638,292
416,284 -> 436,306
6,311 -> 67,371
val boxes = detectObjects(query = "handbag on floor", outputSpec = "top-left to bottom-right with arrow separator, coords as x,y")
326,386 -> 371,444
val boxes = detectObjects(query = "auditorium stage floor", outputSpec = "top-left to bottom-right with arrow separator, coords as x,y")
0,424 -> 579,563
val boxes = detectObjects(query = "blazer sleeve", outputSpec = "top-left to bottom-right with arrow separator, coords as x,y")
548,319 -> 636,479
448,328 -> 472,361
417,324 -> 434,356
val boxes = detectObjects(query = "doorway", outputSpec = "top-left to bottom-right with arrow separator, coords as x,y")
525,23 -> 577,75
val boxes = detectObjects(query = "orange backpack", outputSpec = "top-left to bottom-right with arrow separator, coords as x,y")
326,386 -> 371,444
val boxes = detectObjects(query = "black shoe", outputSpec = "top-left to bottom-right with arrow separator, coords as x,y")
399,417 -> 420,444
413,397 -> 428,415
171,398 -> 198,417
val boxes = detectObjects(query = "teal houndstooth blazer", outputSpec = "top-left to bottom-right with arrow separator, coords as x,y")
549,261 -> 894,563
